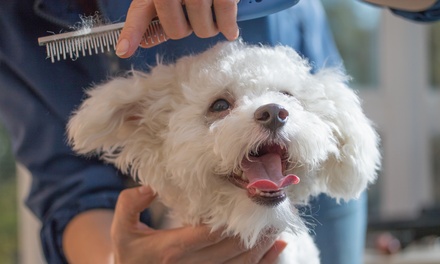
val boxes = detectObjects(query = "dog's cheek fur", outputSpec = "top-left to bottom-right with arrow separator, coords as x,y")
312,69 -> 381,201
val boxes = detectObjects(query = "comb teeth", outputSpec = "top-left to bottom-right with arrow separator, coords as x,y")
38,20 -> 168,63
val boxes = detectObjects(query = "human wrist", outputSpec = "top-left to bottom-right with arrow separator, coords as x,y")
363,0 -> 436,11
63,209 -> 114,263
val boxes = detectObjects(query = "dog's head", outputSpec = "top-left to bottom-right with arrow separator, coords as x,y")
68,41 -> 380,246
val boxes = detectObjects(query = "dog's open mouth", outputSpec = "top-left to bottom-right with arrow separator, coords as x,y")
229,144 -> 300,207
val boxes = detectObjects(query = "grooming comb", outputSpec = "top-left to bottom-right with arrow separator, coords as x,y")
38,0 -> 299,63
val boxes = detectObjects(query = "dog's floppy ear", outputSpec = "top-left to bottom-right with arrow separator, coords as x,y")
314,69 -> 381,201
67,68 -> 175,173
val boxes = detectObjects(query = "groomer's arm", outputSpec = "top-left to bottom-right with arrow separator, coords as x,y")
363,0 -> 436,11
63,210 -> 115,263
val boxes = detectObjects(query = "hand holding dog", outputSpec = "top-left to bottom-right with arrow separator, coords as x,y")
112,186 -> 287,264
116,0 -> 240,58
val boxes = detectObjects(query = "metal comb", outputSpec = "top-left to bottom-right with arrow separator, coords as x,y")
38,20 -> 167,63
37,0 -> 300,63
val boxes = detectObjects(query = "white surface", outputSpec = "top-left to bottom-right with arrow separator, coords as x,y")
365,245 -> 440,264
17,164 -> 45,264
359,9 -> 438,220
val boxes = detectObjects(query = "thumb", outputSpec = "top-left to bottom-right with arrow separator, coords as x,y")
113,185 -> 157,231
260,240 -> 288,263
116,0 -> 156,58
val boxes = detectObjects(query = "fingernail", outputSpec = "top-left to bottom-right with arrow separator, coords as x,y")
227,28 -> 240,41
138,185 -> 150,194
234,28 -> 240,39
116,38 -> 130,56
276,240 -> 288,254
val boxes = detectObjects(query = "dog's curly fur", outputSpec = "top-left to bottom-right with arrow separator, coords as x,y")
67,41 -> 380,263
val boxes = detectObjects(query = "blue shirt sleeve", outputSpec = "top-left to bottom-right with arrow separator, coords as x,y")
391,0 -> 440,22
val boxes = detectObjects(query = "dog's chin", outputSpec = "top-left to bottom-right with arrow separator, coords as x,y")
225,143 -> 300,207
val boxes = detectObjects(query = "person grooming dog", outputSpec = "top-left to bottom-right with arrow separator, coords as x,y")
0,0 -> 439,263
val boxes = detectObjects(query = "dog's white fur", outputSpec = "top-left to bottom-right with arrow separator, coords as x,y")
68,41 -> 380,263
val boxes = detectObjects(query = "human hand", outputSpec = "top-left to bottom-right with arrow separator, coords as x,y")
111,186 -> 287,264
116,0 -> 240,58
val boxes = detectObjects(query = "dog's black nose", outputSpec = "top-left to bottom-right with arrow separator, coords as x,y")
254,104 -> 289,131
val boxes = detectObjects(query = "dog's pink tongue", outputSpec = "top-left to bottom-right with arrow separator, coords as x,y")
242,153 -> 300,191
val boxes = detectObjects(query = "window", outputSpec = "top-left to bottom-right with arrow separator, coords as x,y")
322,1 -> 440,223
430,22 -> 440,88
322,0 -> 381,87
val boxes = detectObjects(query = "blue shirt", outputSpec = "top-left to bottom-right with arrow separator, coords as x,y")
0,0 -> 438,263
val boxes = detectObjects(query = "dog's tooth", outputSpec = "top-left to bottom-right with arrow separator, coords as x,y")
260,192 -> 269,197
239,171 -> 247,181
260,191 -> 270,197
259,190 -> 283,197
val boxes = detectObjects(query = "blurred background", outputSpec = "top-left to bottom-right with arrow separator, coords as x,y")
0,123 -> 17,264
323,1 -> 440,262
0,1 -> 439,263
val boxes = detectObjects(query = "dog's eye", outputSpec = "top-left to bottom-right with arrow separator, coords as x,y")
281,91 -> 293,97
210,99 -> 231,112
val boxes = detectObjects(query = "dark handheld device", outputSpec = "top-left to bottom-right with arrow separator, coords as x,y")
237,0 -> 300,21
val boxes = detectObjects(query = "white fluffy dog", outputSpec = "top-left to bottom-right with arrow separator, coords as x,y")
67,41 -> 380,263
